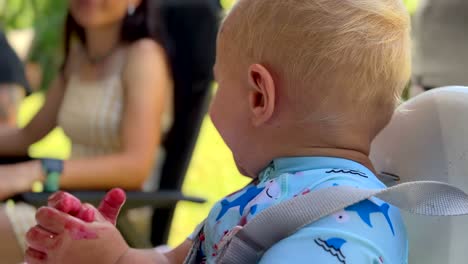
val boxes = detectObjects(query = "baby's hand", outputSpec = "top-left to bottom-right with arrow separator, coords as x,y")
45,189 -> 125,225
45,191 -> 95,223
25,189 -> 129,264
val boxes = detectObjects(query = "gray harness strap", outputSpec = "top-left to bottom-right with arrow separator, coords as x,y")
184,220 -> 206,264
185,181 -> 468,263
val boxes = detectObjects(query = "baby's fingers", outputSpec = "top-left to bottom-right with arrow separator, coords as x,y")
48,192 -> 96,222
24,247 -> 47,264
26,225 -> 61,253
75,203 -> 96,223
48,192 -> 81,215
36,206 -> 100,242
98,188 -> 126,225
36,207 -> 75,234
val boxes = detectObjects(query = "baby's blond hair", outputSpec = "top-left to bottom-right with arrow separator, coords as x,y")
221,0 -> 411,134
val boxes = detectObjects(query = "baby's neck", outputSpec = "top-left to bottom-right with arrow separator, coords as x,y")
284,147 -> 375,173
252,143 -> 375,177
247,123 -> 376,177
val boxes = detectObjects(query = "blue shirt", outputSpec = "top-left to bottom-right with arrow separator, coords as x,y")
190,157 -> 408,264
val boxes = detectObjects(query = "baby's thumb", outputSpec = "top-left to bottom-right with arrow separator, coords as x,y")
98,188 -> 126,225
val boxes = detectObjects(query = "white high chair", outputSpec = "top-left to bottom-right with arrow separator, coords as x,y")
185,87 -> 468,264
371,86 -> 468,264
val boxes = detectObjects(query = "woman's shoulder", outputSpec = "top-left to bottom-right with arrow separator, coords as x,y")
121,38 -> 172,89
123,38 -> 169,77
126,38 -> 167,61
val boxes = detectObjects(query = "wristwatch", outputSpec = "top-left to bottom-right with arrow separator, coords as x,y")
41,158 -> 64,192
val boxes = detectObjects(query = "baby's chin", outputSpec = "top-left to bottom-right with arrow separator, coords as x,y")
233,158 -> 250,177
237,166 -> 249,177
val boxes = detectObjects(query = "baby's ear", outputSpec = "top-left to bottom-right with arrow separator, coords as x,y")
247,64 -> 276,126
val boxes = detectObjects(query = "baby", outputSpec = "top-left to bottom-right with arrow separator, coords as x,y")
25,0 -> 411,263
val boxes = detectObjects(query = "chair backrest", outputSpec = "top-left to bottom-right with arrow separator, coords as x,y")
370,86 -> 468,263
151,0 -> 221,245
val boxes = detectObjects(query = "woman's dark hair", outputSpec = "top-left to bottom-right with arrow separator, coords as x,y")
62,0 -> 168,71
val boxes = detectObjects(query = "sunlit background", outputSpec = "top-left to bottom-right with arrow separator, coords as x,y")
3,0 -> 419,246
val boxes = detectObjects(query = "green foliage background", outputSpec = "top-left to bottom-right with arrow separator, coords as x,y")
1,0 -> 67,90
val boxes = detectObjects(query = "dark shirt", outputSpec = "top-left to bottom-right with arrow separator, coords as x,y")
0,155 -> 32,165
0,31 -> 31,95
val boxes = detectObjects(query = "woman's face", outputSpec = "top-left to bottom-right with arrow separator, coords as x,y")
69,0 -> 137,28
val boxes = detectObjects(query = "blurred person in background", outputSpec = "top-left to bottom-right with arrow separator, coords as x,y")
0,0 -> 173,262
411,0 -> 468,96
0,30 -> 32,166
0,30 -> 31,127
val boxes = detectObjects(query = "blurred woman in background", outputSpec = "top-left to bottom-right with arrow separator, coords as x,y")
0,0 -> 172,261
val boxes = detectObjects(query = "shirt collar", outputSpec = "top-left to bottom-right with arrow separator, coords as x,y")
259,156 -> 374,182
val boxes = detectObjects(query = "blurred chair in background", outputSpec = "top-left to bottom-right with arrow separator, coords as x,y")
411,0 -> 468,96
150,0 -> 221,246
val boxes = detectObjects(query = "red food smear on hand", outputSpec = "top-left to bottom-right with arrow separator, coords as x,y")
76,207 -> 95,223
48,192 -> 81,215
98,188 -> 126,225
27,226 -> 61,250
64,221 -> 98,240
238,215 -> 248,226
26,247 -> 47,260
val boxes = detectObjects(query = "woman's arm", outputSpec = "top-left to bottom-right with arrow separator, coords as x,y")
0,76 -> 65,156
0,39 -> 171,197
56,39 -> 172,190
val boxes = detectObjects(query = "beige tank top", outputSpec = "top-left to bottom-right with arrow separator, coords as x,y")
58,47 -> 172,159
